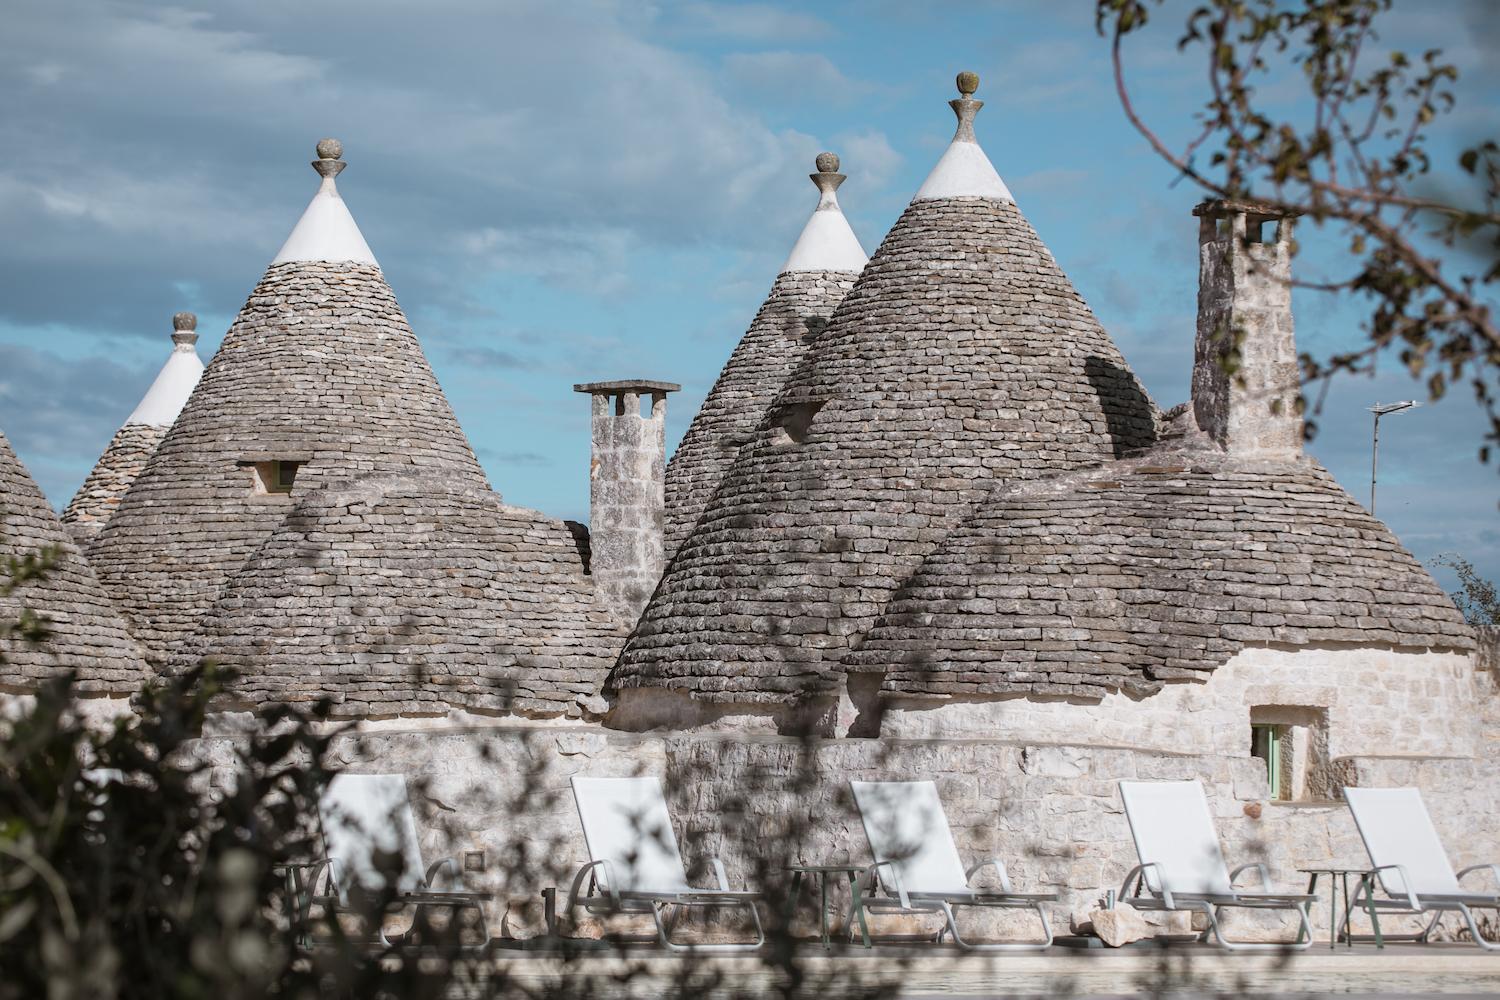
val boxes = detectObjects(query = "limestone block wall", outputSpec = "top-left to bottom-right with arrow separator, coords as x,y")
880,645 -> 1479,760
190,652 -> 1498,942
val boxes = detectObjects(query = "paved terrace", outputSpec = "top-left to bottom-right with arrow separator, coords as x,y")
354,944 -> 1498,998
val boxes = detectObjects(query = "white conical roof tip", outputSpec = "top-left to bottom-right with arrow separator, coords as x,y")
127,311 -> 207,427
914,71 -> 1014,203
271,138 -> 379,266
781,151 -> 869,273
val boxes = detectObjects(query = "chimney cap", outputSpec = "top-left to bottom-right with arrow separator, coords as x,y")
1192,198 -> 1299,220
573,379 -> 681,394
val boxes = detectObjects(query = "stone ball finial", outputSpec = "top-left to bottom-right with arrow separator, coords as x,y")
173,311 -> 197,332
956,71 -> 980,97
815,151 -> 840,174
315,137 -> 343,160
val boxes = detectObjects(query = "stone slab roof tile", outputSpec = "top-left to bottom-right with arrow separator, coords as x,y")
169,475 -> 625,719
61,422 -> 165,548
617,191 -> 1157,706
849,450 -> 1473,699
63,315 -> 205,545
0,429 -> 150,694
663,270 -> 856,558
87,261 -> 490,663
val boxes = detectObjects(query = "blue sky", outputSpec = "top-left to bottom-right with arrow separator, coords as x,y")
1,0 -> 1495,585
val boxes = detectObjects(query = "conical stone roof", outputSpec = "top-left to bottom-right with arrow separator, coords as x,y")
88,141 -> 490,662
62,312 -> 205,547
616,76 -> 1158,707
663,153 -> 866,557
0,429 -> 149,695
850,419 -> 1473,700
169,475 -> 625,719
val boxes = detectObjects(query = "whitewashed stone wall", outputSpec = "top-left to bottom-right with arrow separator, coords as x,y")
880,645 -> 1479,759
189,645 -> 1498,943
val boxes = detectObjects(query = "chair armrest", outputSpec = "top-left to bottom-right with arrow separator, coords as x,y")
1457,864 -> 1500,890
565,858 -> 620,911
1230,862 -> 1272,890
1120,862 -> 1175,910
274,859 -> 335,914
864,860 -> 911,910
709,857 -> 731,892
966,857 -> 1015,894
1363,864 -> 1421,911
424,856 -> 460,890
323,857 -> 348,897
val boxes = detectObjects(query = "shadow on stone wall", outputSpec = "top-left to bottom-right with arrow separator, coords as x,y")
1084,355 -> 1157,458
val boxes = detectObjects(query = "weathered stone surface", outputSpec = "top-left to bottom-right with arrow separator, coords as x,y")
0,429 -> 148,694
170,474 -> 624,719
618,196 -> 1156,708
882,644 -> 1478,759
663,270 -> 855,559
187,654 -> 1500,942
60,422 -> 165,548
88,261 -> 491,663
1476,626 -> 1499,674
853,428 -> 1472,700
577,382 -> 677,628
1193,202 -> 1302,459
1090,902 -> 1151,947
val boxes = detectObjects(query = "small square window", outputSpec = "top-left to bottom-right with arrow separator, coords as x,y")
1250,706 -> 1333,802
245,460 -> 301,496
1251,723 -> 1287,800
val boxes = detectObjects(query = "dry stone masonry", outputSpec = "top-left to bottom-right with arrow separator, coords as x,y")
83,143 -> 622,728
851,426 -> 1472,701
661,270 -> 855,559
62,311 -> 204,547
1193,201 -> 1304,458
2,79 -> 1494,945
61,423 -> 165,548
88,259 -> 490,662
170,474 -> 623,718
0,430 -> 148,695
663,153 -> 865,560
617,81 -> 1156,717
575,380 -> 680,628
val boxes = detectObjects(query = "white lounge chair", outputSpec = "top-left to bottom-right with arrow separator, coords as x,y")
309,773 -> 492,946
1118,779 -> 1313,950
1343,786 -> 1499,949
848,780 -> 1055,950
565,775 -> 764,950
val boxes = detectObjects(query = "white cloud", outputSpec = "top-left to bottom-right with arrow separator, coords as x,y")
0,0 -> 858,326
459,225 -> 637,296
669,2 -> 834,42
832,128 -> 901,189
722,51 -> 868,104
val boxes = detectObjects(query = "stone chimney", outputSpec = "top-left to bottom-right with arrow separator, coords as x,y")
573,379 -> 680,627
1192,200 -> 1303,458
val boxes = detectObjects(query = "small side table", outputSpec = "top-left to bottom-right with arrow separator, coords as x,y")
1298,867 -> 1382,949
785,864 -> 871,949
